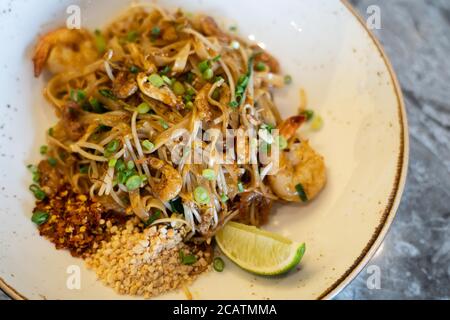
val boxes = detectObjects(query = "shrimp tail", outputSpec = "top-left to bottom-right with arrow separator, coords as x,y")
279,115 -> 306,138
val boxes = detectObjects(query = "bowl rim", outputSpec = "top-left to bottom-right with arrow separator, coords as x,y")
0,0 -> 409,300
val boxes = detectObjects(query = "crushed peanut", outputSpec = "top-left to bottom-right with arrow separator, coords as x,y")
85,218 -> 212,298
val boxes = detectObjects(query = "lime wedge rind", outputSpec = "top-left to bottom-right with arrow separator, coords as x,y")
215,222 -> 306,276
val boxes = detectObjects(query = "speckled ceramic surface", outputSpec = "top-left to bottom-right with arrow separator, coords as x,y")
0,0 -> 407,300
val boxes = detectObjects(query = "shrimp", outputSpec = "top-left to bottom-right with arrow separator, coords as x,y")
268,116 -> 326,202
137,73 -> 184,109
32,28 -> 98,77
147,157 -> 182,202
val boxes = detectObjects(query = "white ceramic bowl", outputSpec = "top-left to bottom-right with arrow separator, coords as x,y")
0,0 -> 408,299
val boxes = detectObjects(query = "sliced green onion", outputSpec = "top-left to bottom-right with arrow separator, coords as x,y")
137,102 -> 150,114
79,165 -> 89,174
198,60 -> 210,73
115,159 -> 126,172
125,175 -> 142,191
213,257 -> 225,272
143,210 -> 162,227
212,55 -> 221,62
237,182 -> 244,193
172,81 -> 185,96
29,184 -> 46,201
202,68 -> 214,80
70,89 -> 86,102
211,88 -> 220,100
159,119 -> 169,129
220,194 -> 229,203
194,186 -> 210,205
48,127 -> 54,137
160,65 -> 170,75
162,75 -> 172,86
129,65 -> 140,74
148,74 -> 164,88
255,62 -> 266,71
47,157 -> 57,167
31,211 -> 49,225
186,72 -> 194,83
39,145 -> 48,155
108,158 -> 117,168
94,29 -> 107,53
202,169 -> 215,181
261,123 -> 275,133
127,160 -> 135,170
284,75 -> 292,85
151,26 -> 161,37
179,250 -> 197,265
229,25 -> 238,32
295,183 -> 308,202
185,101 -> 194,109
228,101 -> 239,108
301,110 -> 314,121
99,89 -> 116,100
106,139 -> 119,153
142,140 -> 154,152
127,30 -> 139,42
276,136 -> 288,150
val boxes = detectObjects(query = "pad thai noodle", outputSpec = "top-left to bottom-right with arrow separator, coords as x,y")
29,4 -> 326,297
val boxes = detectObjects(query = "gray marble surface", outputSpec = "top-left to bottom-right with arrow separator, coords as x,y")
1,0 -> 449,300
335,0 -> 450,300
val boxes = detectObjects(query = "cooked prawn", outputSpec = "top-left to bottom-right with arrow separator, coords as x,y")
32,28 -> 98,77
146,156 -> 182,202
268,116 -> 326,202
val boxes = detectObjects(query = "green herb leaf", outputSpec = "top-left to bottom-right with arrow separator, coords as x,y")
29,184 -> 46,201
125,175 -> 142,191
295,183 -> 308,202
99,89 -> 116,100
142,140 -> 154,152
94,29 -> 107,53
213,257 -> 225,272
202,169 -> 215,181
148,74 -> 165,88
40,145 -> 48,155
194,186 -> 210,205
144,210 -> 162,227
31,210 -> 49,225
127,30 -> 139,42
47,157 -> 57,167
137,102 -> 150,114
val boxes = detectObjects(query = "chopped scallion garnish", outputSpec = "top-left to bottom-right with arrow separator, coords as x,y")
137,102 -> 150,114
148,74 -> 164,88
213,257 -> 225,272
202,169 -> 215,181
295,183 -> 308,202
142,140 -> 154,152
31,210 -> 49,225
194,186 -> 210,205
40,145 -> 48,155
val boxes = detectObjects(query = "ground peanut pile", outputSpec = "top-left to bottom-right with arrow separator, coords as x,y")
85,218 -> 212,298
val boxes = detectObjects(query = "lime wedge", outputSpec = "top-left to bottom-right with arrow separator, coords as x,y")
215,221 -> 306,275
